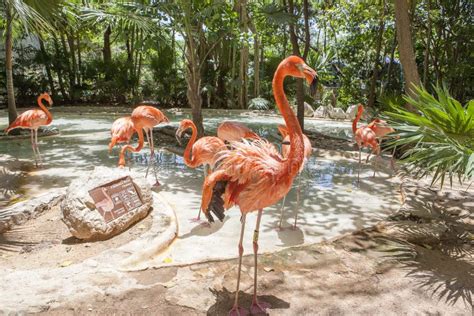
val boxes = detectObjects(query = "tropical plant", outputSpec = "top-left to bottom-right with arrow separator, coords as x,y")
1,0 -> 63,124
385,85 -> 474,187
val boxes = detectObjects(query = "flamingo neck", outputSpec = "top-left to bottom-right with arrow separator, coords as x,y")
118,125 -> 144,166
352,106 -> 363,134
183,123 -> 198,168
38,96 -> 52,124
272,66 -> 304,176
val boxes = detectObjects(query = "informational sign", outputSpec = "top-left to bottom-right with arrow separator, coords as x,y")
88,176 -> 143,223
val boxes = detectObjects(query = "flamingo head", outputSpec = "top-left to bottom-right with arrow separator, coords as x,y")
40,92 -> 53,106
175,119 -> 193,145
284,56 -> 319,97
369,118 -> 396,137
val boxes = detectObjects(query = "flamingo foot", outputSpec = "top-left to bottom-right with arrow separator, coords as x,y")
152,180 -> 161,187
229,305 -> 248,316
276,226 -> 284,232
291,225 -> 298,231
250,299 -> 271,314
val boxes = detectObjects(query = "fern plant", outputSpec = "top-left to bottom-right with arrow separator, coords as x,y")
385,85 -> 474,187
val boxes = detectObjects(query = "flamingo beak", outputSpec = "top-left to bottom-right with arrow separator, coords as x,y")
175,128 -> 183,146
303,64 -> 319,97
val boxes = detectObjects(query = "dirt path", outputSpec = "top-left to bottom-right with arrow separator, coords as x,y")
38,224 -> 472,315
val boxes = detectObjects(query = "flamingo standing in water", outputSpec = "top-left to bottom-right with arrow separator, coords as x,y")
217,121 -> 259,142
175,119 -> 226,220
352,104 -> 380,182
4,92 -> 53,167
108,116 -> 136,152
200,56 -> 318,315
277,124 -> 312,229
119,105 -> 169,186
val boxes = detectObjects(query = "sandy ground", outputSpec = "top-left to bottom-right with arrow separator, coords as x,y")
37,223 -> 472,315
0,203 -> 153,269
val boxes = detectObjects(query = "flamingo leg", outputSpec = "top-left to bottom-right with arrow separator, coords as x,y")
357,146 -> 362,183
229,213 -> 248,316
149,128 -> 160,186
250,209 -> 270,314
30,130 -> 38,167
144,128 -> 151,177
34,129 -> 43,165
373,146 -> 380,178
293,173 -> 302,229
277,194 -> 286,230
196,165 -> 210,220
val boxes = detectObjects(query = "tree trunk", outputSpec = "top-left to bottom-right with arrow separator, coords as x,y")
287,0 -> 307,130
383,30 -> 397,94
367,1 -> 386,108
66,31 -> 78,87
422,0 -> 431,86
52,36 -> 69,101
76,32 -> 82,87
103,25 -> 112,80
39,37 -> 57,98
394,0 -> 421,98
5,2 -> 17,125
230,42 -> 237,108
238,0 -> 249,109
253,34 -> 260,98
61,33 -> 74,98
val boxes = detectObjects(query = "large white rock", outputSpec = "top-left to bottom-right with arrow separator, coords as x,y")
61,166 -> 152,240
313,106 -> 329,118
346,104 -> 358,120
329,107 -> 347,120
304,102 -> 314,117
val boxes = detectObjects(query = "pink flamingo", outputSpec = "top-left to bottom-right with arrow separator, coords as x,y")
277,124 -> 312,229
108,116 -> 136,152
352,104 -> 380,181
4,92 -> 53,167
200,56 -> 318,315
217,121 -> 259,142
119,105 -> 169,186
175,119 -> 226,220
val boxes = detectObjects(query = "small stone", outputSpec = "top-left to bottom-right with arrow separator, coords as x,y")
263,267 -> 274,272
65,247 -> 72,253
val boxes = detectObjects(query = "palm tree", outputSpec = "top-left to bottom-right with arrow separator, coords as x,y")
1,0 -> 62,125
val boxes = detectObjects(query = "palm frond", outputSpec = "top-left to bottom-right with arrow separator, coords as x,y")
384,85 -> 474,187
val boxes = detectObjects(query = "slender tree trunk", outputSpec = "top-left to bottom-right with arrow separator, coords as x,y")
66,31 -> 78,86
39,37 -> 56,98
394,0 -> 421,98
287,0 -> 308,130
4,2 -> 18,125
103,25 -> 112,80
52,36 -> 69,101
422,0 -> 431,86
76,32 -> 82,87
60,33 -> 74,98
383,30 -> 397,94
238,0 -> 249,109
230,42 -> 237,108
367,1 -> 386,108
181,1 -> 204,137
252,34 -> 260,98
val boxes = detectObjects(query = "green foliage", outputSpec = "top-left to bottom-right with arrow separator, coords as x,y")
385,85 -> 474,187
